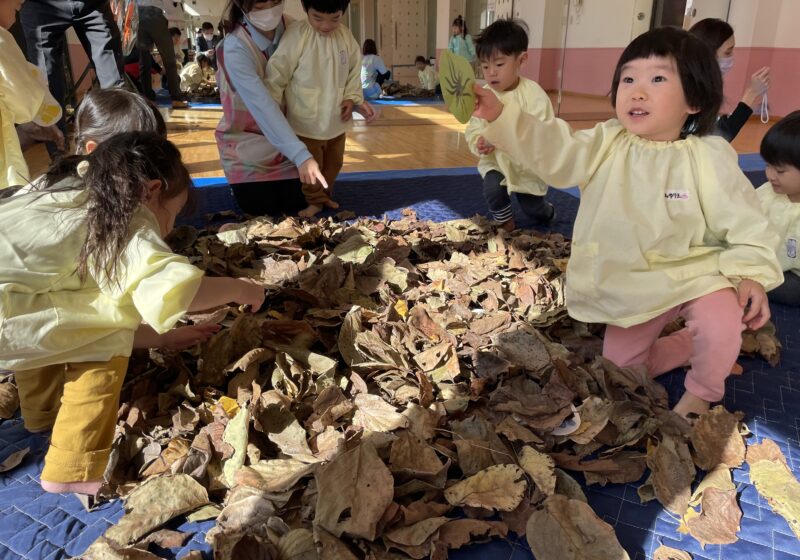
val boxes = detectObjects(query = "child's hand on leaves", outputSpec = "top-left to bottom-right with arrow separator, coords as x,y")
476,136 -> 495,155
340,99 -> 355,122
298,158 -> 329,189
473,84 -> 503,122
738,279 -> 771,330
161,324 -> 220,351
234,278 -> 266,312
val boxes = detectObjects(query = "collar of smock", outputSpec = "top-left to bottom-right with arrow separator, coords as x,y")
612,120 -> 700,150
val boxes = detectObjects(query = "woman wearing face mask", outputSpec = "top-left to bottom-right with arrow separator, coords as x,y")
215,0 -> 328,217
690,18 -> 770,142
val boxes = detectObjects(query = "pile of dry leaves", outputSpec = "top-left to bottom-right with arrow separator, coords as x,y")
0,212 -> 795,560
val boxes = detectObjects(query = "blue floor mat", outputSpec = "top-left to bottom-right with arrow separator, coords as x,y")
2,165 -> 798,560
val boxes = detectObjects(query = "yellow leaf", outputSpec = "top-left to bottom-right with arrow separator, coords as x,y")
218,396 -> 240,418
394,299 -> 409,320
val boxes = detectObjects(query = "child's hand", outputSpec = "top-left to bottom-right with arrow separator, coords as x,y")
234,278 -> 267,312
161,324 -> 220,351
473,84 -> 503,122
298,158 -> 329,189
341,99 -> 355,122
476,136 -> 495,155
738,279 -> 771,330
354,102 -> 378,123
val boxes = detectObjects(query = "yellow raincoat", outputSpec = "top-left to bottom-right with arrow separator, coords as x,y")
483,104 -> 783,327
465,77 -> 554,197
266,20 -> 363,141
757,183 -> 800,278
0,186 -> 204,370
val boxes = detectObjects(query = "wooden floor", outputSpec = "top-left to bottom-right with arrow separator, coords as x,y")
25,97 -> 774,179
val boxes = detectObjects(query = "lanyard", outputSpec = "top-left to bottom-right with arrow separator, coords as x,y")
761,93 -> 770,124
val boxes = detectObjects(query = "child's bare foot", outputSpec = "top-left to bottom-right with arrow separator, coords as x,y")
41,480 -> 102,495
298,204 -> 324,218
673,391 -> 710,421
498,219 -> 516,232
323,199 -> 340,209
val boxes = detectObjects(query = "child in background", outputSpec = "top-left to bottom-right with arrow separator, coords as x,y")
361,38 -> 390,100
472,27 -> 782,418
415,56 -> 439,94
465,20 -> 555,231
0,0 -> 62,190
180,53 -> 214,93
757,111 -> 800,306
0,132 -> 265,495
267,0 -> 366,218
449,15 -> 476,64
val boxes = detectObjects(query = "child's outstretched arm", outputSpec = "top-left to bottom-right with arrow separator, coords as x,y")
188,276 -> 266,312
134,323 -> 220,351
473,86 -> 620,188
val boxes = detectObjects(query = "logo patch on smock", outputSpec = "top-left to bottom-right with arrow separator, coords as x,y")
664,191 -> 689,200
788,238 -> 797,259
339,49 -> 347,65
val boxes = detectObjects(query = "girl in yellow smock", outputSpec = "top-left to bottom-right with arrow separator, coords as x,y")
0,132 -> 266,495
472,27 -> 783,419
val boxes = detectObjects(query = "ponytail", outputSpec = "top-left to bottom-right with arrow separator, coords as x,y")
452,15 -> 468,38
72,132 -> 191,284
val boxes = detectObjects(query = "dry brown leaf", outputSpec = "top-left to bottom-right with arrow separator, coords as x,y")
104,475 -> 209,546
443,464 -> 527,512
0,381 -> 19,419
389,430 -> 445,482
314,443 -> 395,540
83,537 -> 163,559
690,406 -> 745,470
0,447 -> 30,473
353,393 -> 409,432
684,487 -> 741,546
236,459 -> 315,493
518,446 -> 557,496
435,519 -> 507,549
748,449 -> 800,539
276,528 -> 317,560
653,544 -> 692,560
526,495 -> 630,560
746,438 -> 787,465
313,526 -> 359,560
646,434 -> 695,515
139,529 -> 192,549
383,517 -> 449,547
491,327 -> 551,371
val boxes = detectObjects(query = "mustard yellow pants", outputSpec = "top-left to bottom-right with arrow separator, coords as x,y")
14,357 -> 128,483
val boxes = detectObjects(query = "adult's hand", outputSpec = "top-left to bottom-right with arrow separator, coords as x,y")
299,158 -> 329,189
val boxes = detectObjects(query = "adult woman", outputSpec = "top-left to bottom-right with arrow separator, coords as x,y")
215,0 -> 326,216
361,39 -> 390,100
690,18 -> 770,142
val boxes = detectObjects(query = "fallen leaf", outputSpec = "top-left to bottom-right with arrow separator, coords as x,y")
0,381 -> 19,419
222,408 -> 250,487
526,495 -> 630,560
748,446 -> 800,539
746,438 -> 787,465
653,544 -> 692,560
685,487 -> 741,546
277,528 -> 317,560
353,394 -> 409,432
236,459 -> 315,493
646,434 -> 695,515
0,447 -> 30,473
690,406 -> 745,470
518,446 -> 556,496
444,464 -> 527,511
435,519 -> 507,549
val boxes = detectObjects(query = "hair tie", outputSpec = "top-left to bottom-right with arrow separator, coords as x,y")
76,160 -> 90,178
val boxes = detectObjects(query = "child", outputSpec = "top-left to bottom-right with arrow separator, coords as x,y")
361,39 -> 390,100
415,56 -> 439,94
757,111 -> 800,306
465,20 -> 555,231
0,0 -> 62,190
180,53 -> 214,93
0,132 -> 265,495
472,27 -> 783,418
267,0 -> 365,218
448,15 -> 476,64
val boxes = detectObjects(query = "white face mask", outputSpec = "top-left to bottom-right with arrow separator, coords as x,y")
718,56 -> 734,75
247,4 -> 284,32
203,33 -> 214,41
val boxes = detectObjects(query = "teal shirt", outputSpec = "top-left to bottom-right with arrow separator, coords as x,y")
448,34 -> 476,62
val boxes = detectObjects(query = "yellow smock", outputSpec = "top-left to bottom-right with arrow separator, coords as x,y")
483,104 -> 783,327
266,20 -> 363,141
465,78 -> 553,197
418,65 -> 438,91
757,183 -> 800,277
0,186 -> 204,371
0,28 -> 62,189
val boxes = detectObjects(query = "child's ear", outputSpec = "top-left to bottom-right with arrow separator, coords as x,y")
144,179 -> 163,201
84,140 -> 98,154
688,105 -> 701,115
518,52 -> 529,66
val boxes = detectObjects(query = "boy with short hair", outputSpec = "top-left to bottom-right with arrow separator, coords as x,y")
267,0 -> 363,217
465,19 -> 555,231
757,111 -> 800,306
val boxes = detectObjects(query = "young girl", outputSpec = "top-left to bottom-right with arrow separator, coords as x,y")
448,15 -> 476,64
689,18 -> 770,142
0,132 -> 265,495
757,111 -> 800,306
472,27 -> 783,418
415,56 -> 439,93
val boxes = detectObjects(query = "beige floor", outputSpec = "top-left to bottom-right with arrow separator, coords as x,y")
25,97 -> 774,179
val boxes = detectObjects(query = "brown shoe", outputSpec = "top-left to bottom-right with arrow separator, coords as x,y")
172,100 -> 189,109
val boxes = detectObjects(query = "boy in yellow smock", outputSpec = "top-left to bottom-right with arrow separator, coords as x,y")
757,111 -> 800,306
266,0 -> 363,218
0,0 -> 62,190
0,132 -> 265,495
472,27 -> 782,419
465,19 -> 555,231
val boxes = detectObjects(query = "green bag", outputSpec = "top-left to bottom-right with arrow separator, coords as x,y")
439,50 -> 476,124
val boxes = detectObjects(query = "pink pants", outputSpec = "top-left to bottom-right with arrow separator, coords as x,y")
602,288 -> 744,402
